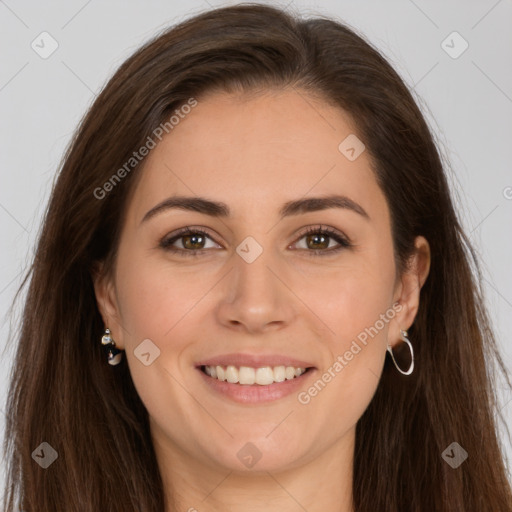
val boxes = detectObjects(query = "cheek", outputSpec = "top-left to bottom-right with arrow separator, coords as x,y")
308,274 -> 391,371
301,250 -> 396,348
114,250 -> 209,342
112,253 -> 209,433
297,244 -> 395,412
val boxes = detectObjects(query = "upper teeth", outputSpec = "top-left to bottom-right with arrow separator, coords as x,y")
203,365 -> 307,385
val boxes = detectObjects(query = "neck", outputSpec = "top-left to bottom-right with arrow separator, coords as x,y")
152,424 -> 355,512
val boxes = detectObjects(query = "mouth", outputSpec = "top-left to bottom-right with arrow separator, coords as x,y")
199,364 -> 314,385
195,355 -> 317,404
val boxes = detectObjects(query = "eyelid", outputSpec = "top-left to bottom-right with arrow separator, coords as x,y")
159,224 -> 351,256
159,225 -> 221,251
291,225 -> 352,254
294,224 -> 350,243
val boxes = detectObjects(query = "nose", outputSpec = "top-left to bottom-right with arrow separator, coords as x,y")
215,242 -> 297,334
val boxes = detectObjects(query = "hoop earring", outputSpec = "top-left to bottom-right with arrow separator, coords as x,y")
101,328 -> 124,366
387,329 -> 414,375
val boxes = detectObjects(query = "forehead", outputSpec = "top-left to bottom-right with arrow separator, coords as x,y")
127,88 -> 388,224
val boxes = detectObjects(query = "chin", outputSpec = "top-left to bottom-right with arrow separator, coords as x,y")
199,432 -> 309,474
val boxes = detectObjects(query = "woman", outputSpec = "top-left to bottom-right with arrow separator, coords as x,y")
3,3 -> 512,511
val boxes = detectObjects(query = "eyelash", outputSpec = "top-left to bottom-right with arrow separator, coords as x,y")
159,225 -> 352,257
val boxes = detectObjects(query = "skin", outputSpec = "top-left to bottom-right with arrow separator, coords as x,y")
94,88 -> 430,512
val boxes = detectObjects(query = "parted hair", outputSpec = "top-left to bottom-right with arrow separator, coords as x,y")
3,3 -> 512,511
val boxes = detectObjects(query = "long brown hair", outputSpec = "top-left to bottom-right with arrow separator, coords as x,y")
3,3 -> 511,510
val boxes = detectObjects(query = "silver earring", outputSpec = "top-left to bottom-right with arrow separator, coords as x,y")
101,328 -> 123,366
387,329 -> 414,375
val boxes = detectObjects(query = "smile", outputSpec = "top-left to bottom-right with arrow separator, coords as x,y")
201,364 -> 309,385
197,364 -> 316,404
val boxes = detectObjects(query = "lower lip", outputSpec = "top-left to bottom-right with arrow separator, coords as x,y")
197,367 -> 316,404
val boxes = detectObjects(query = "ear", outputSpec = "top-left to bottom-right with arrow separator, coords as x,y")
390,235 -> 431,348
91,261 -> 125,350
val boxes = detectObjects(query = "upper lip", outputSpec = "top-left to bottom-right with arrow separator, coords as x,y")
196,353 -> 316,369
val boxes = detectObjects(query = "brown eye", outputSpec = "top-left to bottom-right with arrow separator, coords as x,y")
293,226 -> 351,255
181,233 -> 207,250
304,232 -> 330,250
160,228 -> 219,256
160,225 -> 351,258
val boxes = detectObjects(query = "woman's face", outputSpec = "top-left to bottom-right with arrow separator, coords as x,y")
95,88 -> 428,473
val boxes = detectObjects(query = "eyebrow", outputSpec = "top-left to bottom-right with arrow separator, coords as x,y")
140,194 -> 370,224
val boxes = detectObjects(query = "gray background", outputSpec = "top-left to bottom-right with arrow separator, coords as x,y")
1,0 -> 511,492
